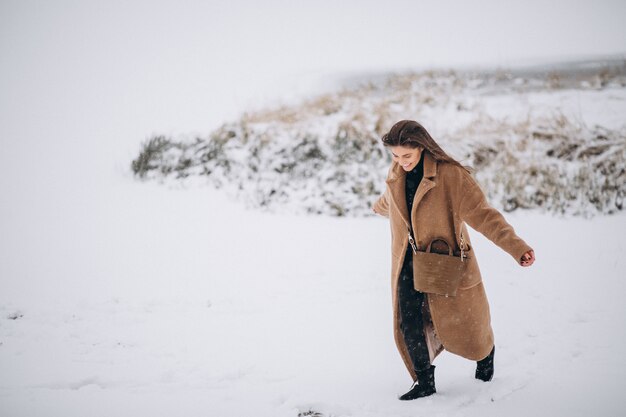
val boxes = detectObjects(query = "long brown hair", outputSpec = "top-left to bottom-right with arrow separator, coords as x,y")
381,120 -> 472,173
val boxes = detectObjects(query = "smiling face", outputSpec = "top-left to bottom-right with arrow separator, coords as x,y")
390,145 -> 424,171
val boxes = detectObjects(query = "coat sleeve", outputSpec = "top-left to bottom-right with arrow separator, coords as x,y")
372,187 -> 390,218
458,170 -> 532,263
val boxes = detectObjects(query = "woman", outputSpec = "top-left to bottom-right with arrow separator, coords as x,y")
371,120 -> 535,400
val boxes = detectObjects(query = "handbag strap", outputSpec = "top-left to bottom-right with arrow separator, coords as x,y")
410,224 -> 468,261
460,230 -> 466,262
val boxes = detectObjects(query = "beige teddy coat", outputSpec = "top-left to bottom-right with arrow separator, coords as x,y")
372,151 -> 532,381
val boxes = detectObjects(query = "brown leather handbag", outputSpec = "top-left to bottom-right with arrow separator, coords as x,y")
410,233 -> 471,297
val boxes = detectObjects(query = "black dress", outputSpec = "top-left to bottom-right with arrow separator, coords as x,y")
397,153 -> 431,372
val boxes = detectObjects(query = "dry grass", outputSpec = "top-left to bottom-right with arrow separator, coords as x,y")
132,61 -> 626,217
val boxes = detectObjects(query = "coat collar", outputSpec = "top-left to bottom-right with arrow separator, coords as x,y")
385,152 -> 438,229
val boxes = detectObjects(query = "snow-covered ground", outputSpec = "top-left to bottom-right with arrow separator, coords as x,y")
1,173 -> 625,416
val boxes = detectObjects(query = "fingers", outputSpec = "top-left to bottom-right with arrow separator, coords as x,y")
520,250 -> 535,267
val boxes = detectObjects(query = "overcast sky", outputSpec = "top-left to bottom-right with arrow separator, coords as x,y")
1,0 -> 625,148
3,0 -> 625,72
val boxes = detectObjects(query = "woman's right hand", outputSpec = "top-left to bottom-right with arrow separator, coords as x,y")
520,249 -> 535,267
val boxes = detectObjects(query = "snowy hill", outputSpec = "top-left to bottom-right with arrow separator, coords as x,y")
131,58 -> 626,217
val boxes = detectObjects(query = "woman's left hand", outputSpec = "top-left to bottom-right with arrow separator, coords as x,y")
520,249 -> 535,267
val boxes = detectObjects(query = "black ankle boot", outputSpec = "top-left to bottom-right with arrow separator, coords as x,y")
475,346 -> 495,382
399,365 -> 436,400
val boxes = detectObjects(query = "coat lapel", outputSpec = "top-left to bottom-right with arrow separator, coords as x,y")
386,152 -> 438,229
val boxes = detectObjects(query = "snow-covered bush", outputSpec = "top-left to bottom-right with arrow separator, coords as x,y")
132,61 -> 626,217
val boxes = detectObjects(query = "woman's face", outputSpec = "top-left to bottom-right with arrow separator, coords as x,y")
390,145 -> 423,171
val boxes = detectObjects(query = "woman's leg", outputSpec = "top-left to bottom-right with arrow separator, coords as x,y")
476,345 -> 495,381
397,255 -> 437,400
398,257 -> 431,373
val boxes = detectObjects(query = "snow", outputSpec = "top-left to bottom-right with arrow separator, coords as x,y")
2,1 -> 626,416
1,175 -> 625,416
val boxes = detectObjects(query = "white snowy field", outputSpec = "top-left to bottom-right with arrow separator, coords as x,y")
1,173 -> 625,416
2,2 -> 626,416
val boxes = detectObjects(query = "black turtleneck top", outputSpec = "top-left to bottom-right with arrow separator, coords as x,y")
402,153 -> 425,269
405,153 -> 425,219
